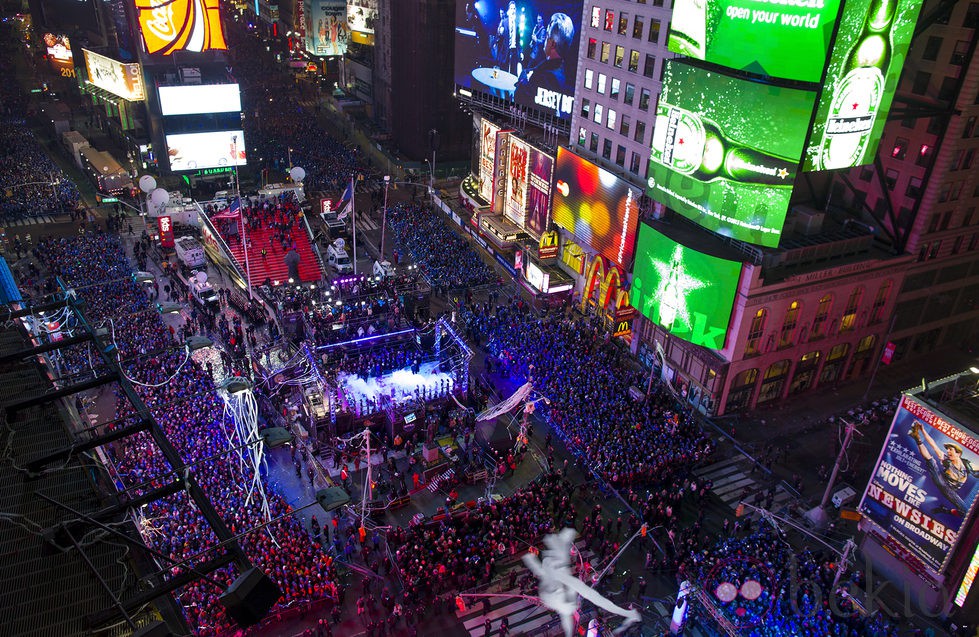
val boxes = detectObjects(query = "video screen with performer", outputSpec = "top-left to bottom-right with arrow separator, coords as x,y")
454,0 -> 584,120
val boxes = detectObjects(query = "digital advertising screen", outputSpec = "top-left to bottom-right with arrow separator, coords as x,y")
631,224 -> 742,350
305,0 -> 348,56
43,33 -> 72,62
504,137 -> 531,227
165,130 -> 247,171
647,61 -> 816,248
83,49 -> 146,101
478,119 -> 500,202
525,147 -> 553,238
347,0 -> 377,44
454,0 -> 584,120
135,0 -> 228,56
553,147 -> 640,267
668,0 -> 842,83
803,0 -> 924,171
159,84 -> 241,116
859,394 -> 979,574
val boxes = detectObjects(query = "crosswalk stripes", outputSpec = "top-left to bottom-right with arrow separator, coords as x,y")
695,456 -> 796,520
356,213 -> 379,231
5,215 -> 58,227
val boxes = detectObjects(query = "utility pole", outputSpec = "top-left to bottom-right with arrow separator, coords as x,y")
806,417 -> 862,527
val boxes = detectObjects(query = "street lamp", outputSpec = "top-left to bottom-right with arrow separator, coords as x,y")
380,175 -> 391,259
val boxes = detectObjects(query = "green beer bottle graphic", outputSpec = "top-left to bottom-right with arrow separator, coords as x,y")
816,0 -> 894,170
670,0 -> 708,59
651,102 -> 797,185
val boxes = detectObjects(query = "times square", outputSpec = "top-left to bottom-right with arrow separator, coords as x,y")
1,1 -> 979,636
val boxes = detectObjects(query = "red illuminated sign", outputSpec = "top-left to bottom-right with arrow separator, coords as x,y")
158,215 -> 175,248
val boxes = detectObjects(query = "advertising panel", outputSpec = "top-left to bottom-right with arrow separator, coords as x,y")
505,137 -> 531,227
647,61 -> 815,248
165,130 -> 247,171
305,0 -> 348,56
159,84 -> 241,116
43,33 -> 72,62
83,49 -> 146,101
552,147 -> 640,267
668,0 -> 842,83
492,131 -> 511,214
803,0 -> 924,171
39,0 -> 100,33
158,215 -> 175,249
347,0 -> 377,44
630,223 -> 742,350
135,0 -> 228,56
479,119 -> 500,202
454,0 -> 584,120
859,394 -> 979,574
526,148 -> 553,238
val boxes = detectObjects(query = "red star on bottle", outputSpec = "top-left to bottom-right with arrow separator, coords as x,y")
851,102 -> 860,110
678,138 -> 684,145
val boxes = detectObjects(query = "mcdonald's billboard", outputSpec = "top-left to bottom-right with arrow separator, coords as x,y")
135,0 -> 228,56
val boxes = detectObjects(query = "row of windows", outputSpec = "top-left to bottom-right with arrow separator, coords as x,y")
744,284 -> 892,356
909,71 -> 979,105
586,38 -> 659,79
916,233 -> 979,261
927,207 -> 978,234
920,36 -> 971,66
590,6 -> 663,43
576,126 -> 645,174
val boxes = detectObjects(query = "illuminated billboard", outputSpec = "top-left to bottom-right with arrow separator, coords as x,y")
165,131 -> 247,171
668,0 -> 842,83
647,61 -> 815,248
305,0 -> 348,56
454,0 -> 584,120
135,0 -> 228,56
83,49 -> 146,101
526,147 -> 553,238
478,119 -> 500,202
631,224 -> 742,350
553,147 -> 640,267
43,33 -> 72,62
347,0 -> 377,44
804,0 -> 924,171
505,137 -> 531,227
159,84 -> 241,116
859,394 -> 979,574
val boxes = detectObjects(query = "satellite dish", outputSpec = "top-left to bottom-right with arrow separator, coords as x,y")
289,166 -> 306,182
195,271 -> 208,285
333,238 -> 345,249
150,188 -> 170,205
138,175 -> 157,193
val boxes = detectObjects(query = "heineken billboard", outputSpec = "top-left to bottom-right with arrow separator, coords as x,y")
631,224 -> 743,350
669,0 -> 842,83
647,61 -> 816,248
803,0 -> 924,171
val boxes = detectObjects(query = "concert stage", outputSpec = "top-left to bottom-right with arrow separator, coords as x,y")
336,361 -> 457,418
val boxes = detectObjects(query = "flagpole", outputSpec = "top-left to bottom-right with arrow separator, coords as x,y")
351,175 -> 357,275
232,135 -> 252,300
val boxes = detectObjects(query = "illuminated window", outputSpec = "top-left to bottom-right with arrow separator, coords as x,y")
581,98 -> 590,118
618,12 -> 629,35
594,103 -> 603,124
745,309 -> 768,357
584,69 -> 594,90
917,144 -> 934,167
605,9 -> 615,31
648,19 -> 660,43
601,42 -> 611,64
591,7 -> 601,28
628,50 -> 640,73
811,294 -> 832,339
778,301 -> 801,349
577,127 -> 586,146
610,78 -> 620,100
597,73 -> 607,94
614,45 -> 625,68
892,138 -> 908,160
607,108 -> 616,130
587,38 -> 597,59
838,288 -> 863,333
623,83 -> 635,105
633,16 -> 644,39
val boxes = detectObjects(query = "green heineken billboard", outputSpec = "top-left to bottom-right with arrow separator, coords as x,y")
631,224 -> 743,350
804,0 -> 924,171
647,61 -> 816,248
669,0 -> 843,83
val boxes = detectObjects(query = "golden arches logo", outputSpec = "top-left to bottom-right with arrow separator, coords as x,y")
135,0 -> 228,56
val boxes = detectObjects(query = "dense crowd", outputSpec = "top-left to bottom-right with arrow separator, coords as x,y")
33,232 -> 339,636
386,202 -> 499,290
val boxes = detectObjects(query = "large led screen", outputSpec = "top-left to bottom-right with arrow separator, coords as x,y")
526,148 -> 553,238
454,0 -> 584,120
165,131 -> 247,171
83,49 -> 146,101
553,147 -> 640,267
804,0 -> 924,171
135,0 -> 228,56
859,394 -> 979,574
159,84 -> 241,116
647,61 -> 816,248
305,0 -> 348,56
631,224 -> 741,350
347,0 -> 377,34
478,119 -> 500,202
43,33 -> 72,62
668,0 -> 842,83
504,137 -> 531,227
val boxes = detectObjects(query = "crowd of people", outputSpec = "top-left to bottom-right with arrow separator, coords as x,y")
385,202 -> 499,291
33,232 -> 340,636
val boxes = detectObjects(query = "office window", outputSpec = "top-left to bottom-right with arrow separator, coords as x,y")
869,281 -> 891,324
594,103 -> 604,124
597,73 -> 607,94
587,38 -> 597,59
581,98 -> 590,118
591,6 -> 601,28
619,114 -> 631,137
618,12 -> 629,35
590,132 -> 599,153
884,168 -> 898,190
922,36 -> 942,61
610,78 -> 620,100
653,0 -> 663,6
578,127 -> 587,146
623,82 -> 635,105
745,309 -> 768,356
644,54 -> 656,78
616,144 -> 626,166
811,295 -> 832,339
917,143 -> 934,167
963,207 -> 975,227
607,108 -> 617,130
891,138 -> 908,160
602,139 -> 612,159
940,211 -> 952,230
630,151 -> 641,174
927,116 -> 943,134
905,177 -> 923,197
859,166 -> 873,182
951,40 -> 970,65
838,288 -> 863,333
648,19 -> 660,43
939,76 -> 957,102
605,9 -> 615,31
638,87 -> 651,111
614,45 -> 625,68
584,69 -> 594,90
928,240 -> 942,259
601,42 -> 611,63
963,149 -> 975,170
950,181 -> 963,201
964,116 -> 976,138
966,2 -> 979,28
634,119 -> 646,143
633,15 -> 644,39
912,71 -> 931,95
778,301 -> 801,349
628,49 -> 640,73
952,235 -> 964,255
928,213 -> 940,233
